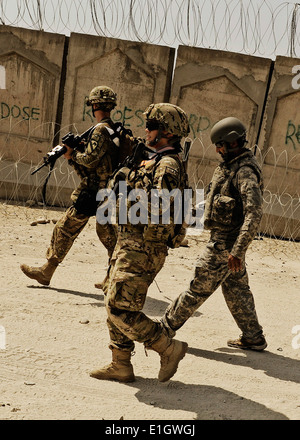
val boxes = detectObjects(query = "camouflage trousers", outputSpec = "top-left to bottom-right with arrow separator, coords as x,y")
46,205 -> 117,264
163,240 -> 263,340
103,226 -> 168,352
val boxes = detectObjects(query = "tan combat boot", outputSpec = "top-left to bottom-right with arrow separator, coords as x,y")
89,346 -> 135,383
20,261 -> 58,286
148,333 -> 188,382
227,335 -> 267,351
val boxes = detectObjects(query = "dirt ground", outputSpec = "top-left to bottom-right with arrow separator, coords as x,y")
0,201 -> 299,421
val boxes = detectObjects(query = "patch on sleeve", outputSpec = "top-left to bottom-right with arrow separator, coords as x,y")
86,133 -> 104,155
160,166 -> 180,191
165,166 -> 179,179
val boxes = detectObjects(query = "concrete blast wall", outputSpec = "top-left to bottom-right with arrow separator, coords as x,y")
0,26 -> 299,239
0,26 -> 66,203
170,46 -> 272,188
0,27 -> 174,206
258,56 -> 300,240
60,33 -> 174,140
52,33 -> 174,205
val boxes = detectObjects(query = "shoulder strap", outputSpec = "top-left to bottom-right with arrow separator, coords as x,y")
111,122 -> 134,147
231,155 -> 262,183
226,154 -> 262,198
94,122 -> 122,148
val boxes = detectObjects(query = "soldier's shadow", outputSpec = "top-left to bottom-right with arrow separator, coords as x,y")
189,346 -> 300,384
27,286 -> 182,316
28,284 -> 104,302
127,377 -> 288,420
129,344 -> 298,420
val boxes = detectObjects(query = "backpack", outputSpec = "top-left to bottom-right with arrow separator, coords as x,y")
105,122 -> 137,165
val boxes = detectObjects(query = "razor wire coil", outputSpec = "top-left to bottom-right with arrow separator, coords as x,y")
0,0 -> 299,58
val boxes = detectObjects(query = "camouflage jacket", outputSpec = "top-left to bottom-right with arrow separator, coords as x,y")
68,118 -> 119,202
204,149 -> 263,258
119,146 -> 188,245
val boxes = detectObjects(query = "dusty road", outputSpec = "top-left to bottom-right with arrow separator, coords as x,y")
0,202 -> 299,420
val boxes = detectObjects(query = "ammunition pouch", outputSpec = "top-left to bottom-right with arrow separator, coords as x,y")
211,194 -> 235,225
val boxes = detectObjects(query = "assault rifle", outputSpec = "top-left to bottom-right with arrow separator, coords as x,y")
31,126 -> 95,175
104,140 -> 152,202
120,139 -> 152,170
111,138 -> 191,192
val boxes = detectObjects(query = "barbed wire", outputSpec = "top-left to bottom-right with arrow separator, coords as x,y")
0,118 -> 299,246
0,0 -> 299,58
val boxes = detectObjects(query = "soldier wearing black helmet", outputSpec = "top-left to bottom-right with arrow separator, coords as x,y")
210,116 -> 248,161
161,116 -> 267,351
20,86 -> 119,286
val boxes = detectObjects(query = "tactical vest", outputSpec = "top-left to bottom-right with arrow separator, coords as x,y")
113,150 -> 187,235
204,150 -> 263,232
127,151 -> 187,196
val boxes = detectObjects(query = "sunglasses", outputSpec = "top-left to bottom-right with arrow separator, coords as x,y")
215,141 -> 227,148
146,120 -> 160,131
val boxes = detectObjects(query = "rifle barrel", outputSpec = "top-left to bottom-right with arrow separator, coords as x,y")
31,162 -> 47,175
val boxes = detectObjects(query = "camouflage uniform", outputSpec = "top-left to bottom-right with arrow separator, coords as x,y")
163,149 -> 265,340
103,151 -> 187,351
20,86 -> 121,287
46,119 -> 119,264
90,103 -> 190,383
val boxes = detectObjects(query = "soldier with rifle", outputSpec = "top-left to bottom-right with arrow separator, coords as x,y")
20,86 -> 130,287
90,103 -> 191,384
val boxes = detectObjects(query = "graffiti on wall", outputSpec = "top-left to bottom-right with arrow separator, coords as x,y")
83,102 -> 144,127
285,119 -> 300,150
0,99 -> 211,136
0,65 -> 40,119
292,65 -> 300,90
83,101 -> 212,138
188,114 -> 211,137
0,102 -> 40,120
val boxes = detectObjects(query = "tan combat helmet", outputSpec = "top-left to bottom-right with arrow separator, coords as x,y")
143,103 -> 190,138
86,86 -> 117,113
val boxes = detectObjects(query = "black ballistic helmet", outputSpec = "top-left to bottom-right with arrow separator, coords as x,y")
210,117 -> 247,144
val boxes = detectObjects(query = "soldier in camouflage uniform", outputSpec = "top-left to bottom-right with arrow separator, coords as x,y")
89,103 -> 190,383
161,117 -> 267,351
20,86 -> 119,286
